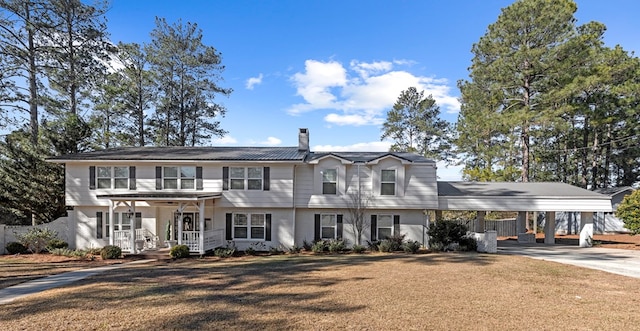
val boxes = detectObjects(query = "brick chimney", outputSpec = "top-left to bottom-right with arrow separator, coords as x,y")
298,128 -> 309,152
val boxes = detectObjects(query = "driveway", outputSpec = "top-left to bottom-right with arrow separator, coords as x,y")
498,240 -> 640,279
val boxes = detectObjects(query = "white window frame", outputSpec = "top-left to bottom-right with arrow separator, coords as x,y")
230,167 -> 263,191
97,166 -> 129,189
377,214 -> 394,240
163,166 -> 196,190
232,213 -> 266,240
322,169 -> 337,195
380,169 -> 396,196
321,214 -> 337,239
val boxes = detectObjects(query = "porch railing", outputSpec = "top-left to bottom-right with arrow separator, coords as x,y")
136,228 -> 159,249
114,230 -> 131,252
182,229 -> 225,253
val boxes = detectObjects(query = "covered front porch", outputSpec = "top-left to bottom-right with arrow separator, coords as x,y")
97,192 -> 226,255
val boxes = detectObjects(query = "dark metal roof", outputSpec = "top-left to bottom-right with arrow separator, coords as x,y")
593,186 -> 634,197
306,152 -> 435,164
49,146 -> 308,162
437,181 -> 611,199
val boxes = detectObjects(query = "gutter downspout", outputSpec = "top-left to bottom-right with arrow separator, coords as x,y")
292,164 -> 297,247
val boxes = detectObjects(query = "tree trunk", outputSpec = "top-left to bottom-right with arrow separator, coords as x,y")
26,1 -> 38,147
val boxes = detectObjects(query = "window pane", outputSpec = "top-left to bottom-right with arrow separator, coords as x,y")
381,169 -> 395,182
322,183 -> 337,194
97,167 -> 111,178
234,227 -> 247,238
321,227 -> 335,239
251,214 -> 265,226
321,214 -> 335,227
381,183 -> 395,195
230,179 -> 244,190
234,214 -> 248,225
114,178 -> 128,189
164,167 -> 178,178
97,178 -> 111,189
181,179 -> 195,189
379,216 -> 393,227
114,167 -> 128,178
230,167 -> 245,178
251,227 -> 265,239
323,169 -> 337,182
181,166 -> 195,178
378,228 -> 392,240
164,179 -> 178,189
248,179 -> 262,190
248,167 -> 262,179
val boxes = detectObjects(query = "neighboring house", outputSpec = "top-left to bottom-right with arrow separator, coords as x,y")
555,187 -> 634,234
47,129 -> 613,254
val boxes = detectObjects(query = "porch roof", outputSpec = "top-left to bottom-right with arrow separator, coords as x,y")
96,192 -> 222,202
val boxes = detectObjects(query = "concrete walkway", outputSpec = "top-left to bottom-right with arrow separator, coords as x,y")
498,240 -> 640,279
0,259 -> 155,305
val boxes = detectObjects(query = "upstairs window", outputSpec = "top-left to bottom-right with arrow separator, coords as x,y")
247,167 -> 263,190
230,167 -> 245,190
322,169 -> 337,195
97,166 -> 129,189
225,167 -> 268,191
381,169 -> 396,196
163,166 -> 195,189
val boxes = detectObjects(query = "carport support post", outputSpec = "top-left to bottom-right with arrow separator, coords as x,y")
544,211 -> 556,244
516,211 -> 527,234
475,211 -> 485,233
579,212 -> 594,247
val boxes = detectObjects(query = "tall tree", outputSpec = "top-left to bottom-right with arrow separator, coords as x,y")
146,17 -> 231,146
457,0 -> 601,182
381,87 -> 451,161
41,0 -> 110,153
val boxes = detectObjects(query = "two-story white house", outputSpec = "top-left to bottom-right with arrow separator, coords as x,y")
48,128 -> 613,254
48,129 -> 439,254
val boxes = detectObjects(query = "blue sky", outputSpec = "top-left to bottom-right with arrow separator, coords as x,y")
105,0 -> 640,180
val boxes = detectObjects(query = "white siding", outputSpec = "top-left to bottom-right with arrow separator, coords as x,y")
214,208 -> 294,250
219,164 -> 294,208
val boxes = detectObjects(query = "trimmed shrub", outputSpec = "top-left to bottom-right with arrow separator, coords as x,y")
302,239 -> 313,251
170,244 -> 190,258
214,246 -> 236,258
6,241 -> 28,254
101,245 -> 122,260
403,240 -> 421,254
46,239 -> 69,252
366,240 -> 380,252
311,240 -> 327,253
458,236 -> 478,252
328,238 -> 346,253
288,245 -> 302,254
378,239 -> 394,252
269,245 -> 284,255
352,244 -> 366,253
16,228 -> 58,254
428,221 -> 469,251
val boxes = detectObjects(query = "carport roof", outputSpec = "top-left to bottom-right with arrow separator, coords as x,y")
437,182 -> 610,199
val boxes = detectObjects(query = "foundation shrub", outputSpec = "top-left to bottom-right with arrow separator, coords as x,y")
403,240 -> 421,254
311,240 -> 327,253
46,239 -> 69,251
170,244 -> 190,258
16,228 -> 58,254
352,244 -> 366,253
428,221 -> 469,251
328,238 -> 346,253
458,236 -> 478,252
101,245 -> 122,259
6,241 -> 28,254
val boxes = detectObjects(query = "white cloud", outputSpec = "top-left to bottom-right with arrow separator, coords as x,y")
313,141 -> 392,152
258,137 -> 282,146
245,73 -> 263,90
288,59 -> 460,125
212,135 -> 238,145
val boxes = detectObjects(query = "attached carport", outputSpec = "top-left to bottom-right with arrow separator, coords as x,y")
436,182 -> 613,247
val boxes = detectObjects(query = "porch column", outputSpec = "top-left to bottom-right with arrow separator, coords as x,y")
130,201 -> 136,254
579,212 -> 594,247
178,204 -> 184,245
198,201 -> 205,255
532,211 -> 538,233
544,211 -> 556,245
475,211 -> 485,233
109,200 -> 115,245
516,211 -> 527,234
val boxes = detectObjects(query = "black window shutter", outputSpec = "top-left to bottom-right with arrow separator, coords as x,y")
89,166 -> 96,190
222,167 -> 229,191
96,212 -> 103,239
155,166 -> 162,190
265,214 -> 272,241
225,213 -> 233,240
393,215 -> 400,235
371,215 -> 377,241
337,214 -> 343,239
314,214 -> 321,241
263,167 -> 270,191
196,166 -> 203,190
129,166 -> 136,190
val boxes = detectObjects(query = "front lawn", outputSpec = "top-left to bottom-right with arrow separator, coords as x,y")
1,253 -> 640,330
